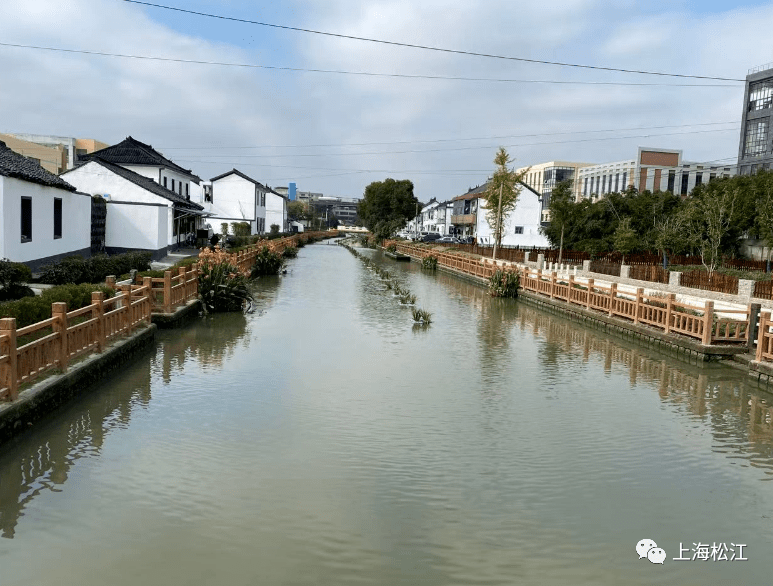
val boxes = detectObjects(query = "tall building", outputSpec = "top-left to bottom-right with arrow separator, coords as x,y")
1,133 -> 108,172
516,161 -> 594,223
576,147 -> 735,202
738,63 -> 773,174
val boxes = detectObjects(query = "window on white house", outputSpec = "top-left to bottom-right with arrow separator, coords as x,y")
163,177 -> 167,188
186,184 -> 189,198
171,179 -> 176,192
21,197 -> 32,242
54,198 -> 62,239
514,226 -> 524,234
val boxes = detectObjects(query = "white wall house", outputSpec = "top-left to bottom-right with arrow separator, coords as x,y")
474,183 -> 549,247
79,136 -> 205,246
420,199 -> 443,234
0,142 -> 92,271
265,188 -> 288,233
207,169 -> 267,235
62,159 -> 200,258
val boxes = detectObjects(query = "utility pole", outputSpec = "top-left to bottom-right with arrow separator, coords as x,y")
493,183 -> 503,260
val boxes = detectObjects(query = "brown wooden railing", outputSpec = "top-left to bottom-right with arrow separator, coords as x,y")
0,283 -> 153,402
629,264 -> 670,284
680,270 -> 739,295
756,312 -> 773,363
753,280 -> 773,301
389,242 -> 750,348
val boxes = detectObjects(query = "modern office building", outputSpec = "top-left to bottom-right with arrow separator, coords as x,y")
516,161 -> 593,223
576,147 -> 735,202
738,62 -> 773,174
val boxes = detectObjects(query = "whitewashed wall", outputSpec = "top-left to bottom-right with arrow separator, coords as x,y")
265,192 -> 287,233
475,189 -> 549,247
0,176 -> 91,268
62,161 -> 176,248
209,174 -> 265,234
105,201 -> 168,256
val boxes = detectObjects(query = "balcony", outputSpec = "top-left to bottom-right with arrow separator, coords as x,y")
451,213 -> 476,225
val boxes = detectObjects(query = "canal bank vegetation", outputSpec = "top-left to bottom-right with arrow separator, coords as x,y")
339,239 -> 431,324
489,268 -> 520,298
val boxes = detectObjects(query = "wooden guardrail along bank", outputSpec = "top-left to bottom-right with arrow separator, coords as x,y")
389,241 -> 755,350
0,231 -> 335,402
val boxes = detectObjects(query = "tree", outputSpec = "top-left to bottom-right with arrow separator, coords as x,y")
612,217 -> 638,264
682,180 -> 740,276
358,178 -> 418,240
545,179 -> 574,263
288,200 -> 306,222
481,147 -> 528,259
753,171 -> 773,271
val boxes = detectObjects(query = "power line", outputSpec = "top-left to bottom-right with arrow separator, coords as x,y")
0,41 -> 741,88
169,127 -> 741,159
159,121 -> 741,150
122,0 -> 745,82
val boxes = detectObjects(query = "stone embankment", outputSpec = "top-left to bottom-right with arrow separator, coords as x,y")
386,241 -> 773,386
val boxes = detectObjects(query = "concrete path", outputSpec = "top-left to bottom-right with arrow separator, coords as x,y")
150,248 -> 200,270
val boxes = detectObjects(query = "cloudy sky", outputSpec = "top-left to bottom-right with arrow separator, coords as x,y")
2,0 -> 771,200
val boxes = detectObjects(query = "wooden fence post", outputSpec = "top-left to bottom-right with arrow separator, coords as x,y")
550,272 -> 557,299
748,303 -> 761,353
756,311 -> 770,362
702,300 -> 715,345
164,270 -> 172,314
143,277 -> 153,324
179,267 -> 187,302
568,275 -> 575,303
664,294 -> 675,334
608,283 -> 618,317
52,302 -> 69,372
0,318 -> 18,401
586,278 -> 594,309
105,275 -> 116,291
120,285 -> 133,334
633,288 -> 643,324
91,292 -> 106,352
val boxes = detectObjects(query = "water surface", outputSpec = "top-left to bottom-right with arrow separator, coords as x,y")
1,242 -> 772,585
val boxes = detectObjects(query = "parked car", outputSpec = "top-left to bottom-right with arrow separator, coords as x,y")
436,236 -> 459,243
421,233 -> 442,243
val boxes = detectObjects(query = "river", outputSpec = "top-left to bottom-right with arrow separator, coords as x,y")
1,241 -> 771,585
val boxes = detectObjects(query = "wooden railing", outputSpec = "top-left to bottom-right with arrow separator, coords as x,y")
0,283 -> 153,402
390,242 -> 751,347
756,312 -> 773,363
517,269 -> 749,346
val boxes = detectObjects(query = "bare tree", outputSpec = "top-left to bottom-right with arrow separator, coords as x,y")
482,147 -> 528,259
683,182 -> 739,276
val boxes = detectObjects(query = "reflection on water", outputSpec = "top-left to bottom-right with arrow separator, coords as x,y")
1,243 -> 772,586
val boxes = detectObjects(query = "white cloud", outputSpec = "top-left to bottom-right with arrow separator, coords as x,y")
0,0 -> 768,198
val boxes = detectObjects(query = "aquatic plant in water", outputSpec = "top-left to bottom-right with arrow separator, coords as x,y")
422,255 -> 438,270
411,307 -> 432,324
488,269 -> 520,298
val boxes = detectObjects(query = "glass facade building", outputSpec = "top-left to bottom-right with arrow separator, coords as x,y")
738,64 -> 773,174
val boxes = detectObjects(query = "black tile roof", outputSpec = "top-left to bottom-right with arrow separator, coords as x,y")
210,168 -> 265,188
67,158 -> 203,210
0,140 -> 75,191
80,136 -> 202,183
453,181 -> 538,201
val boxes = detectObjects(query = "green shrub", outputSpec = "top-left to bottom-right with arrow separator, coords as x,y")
251,245 -> 284,277
0,259 -> 34,301
411,307 -> 432,324
198,262 -> 253,313
39,252 -> 152,285
0,283 -> 114,328
270,224 -> 280,235
282,246 -> 299,258
489,269 -> 520,298
422,255 -> 438,270
386,243 -> 397,253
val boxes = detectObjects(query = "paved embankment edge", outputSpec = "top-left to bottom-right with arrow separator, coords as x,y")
0,324 -> 156,446
399,250 -> 753,366
151,299 -> 202,329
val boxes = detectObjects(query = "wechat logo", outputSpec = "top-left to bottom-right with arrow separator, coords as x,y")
636,539 -> 666,564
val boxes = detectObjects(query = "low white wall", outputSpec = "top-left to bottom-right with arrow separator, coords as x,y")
0,176 -> 90,266
106,201 -> 168,254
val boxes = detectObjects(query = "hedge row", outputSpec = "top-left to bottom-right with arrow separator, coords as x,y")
39,252 -> 152,285
0,283 -> 115,329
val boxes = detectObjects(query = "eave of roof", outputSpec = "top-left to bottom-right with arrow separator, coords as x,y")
81,136 -> 202,183
0,140 -> 76,191
210,168 -> 265,188
67,158 -> 203,210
